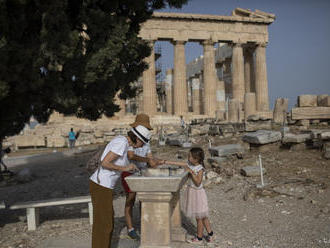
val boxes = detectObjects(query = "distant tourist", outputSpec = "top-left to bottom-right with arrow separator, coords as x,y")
68,128 -> 76,148
165,147 -> 216,245
180,115 -> 185,130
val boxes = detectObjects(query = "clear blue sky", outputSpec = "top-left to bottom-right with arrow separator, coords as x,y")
156,0 -> 330,109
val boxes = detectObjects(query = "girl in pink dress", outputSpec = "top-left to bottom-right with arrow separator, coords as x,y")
165,147 -> 215,245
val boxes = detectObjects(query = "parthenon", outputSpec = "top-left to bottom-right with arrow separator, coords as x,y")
123,8 -> 276,121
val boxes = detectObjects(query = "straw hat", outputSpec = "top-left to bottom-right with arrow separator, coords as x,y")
131,125 -> 151,144
130,114 -> 153,130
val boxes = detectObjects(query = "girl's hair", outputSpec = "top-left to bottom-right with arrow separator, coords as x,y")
127,131 -> 138,144
189,147 -> 205,167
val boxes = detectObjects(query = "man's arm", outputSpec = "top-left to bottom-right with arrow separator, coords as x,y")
128,151 -> 162,167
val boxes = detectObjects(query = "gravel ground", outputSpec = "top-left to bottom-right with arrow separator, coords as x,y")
0,135 -> 330,248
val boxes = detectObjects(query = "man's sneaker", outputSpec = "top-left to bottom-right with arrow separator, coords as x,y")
127,229 -> 140,240
186,236 -> 204,245
205,234 -> 216,243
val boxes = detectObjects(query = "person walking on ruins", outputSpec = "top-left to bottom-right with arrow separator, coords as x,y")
68,128 -> 76,148
165,147 -> 215,245
89,124 -> 153,248
121,113 -> 164,240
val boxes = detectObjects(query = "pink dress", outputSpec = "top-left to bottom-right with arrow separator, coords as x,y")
182,164 -> 209,219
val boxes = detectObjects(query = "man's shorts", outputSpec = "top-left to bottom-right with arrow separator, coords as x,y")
121,171 -> 133,193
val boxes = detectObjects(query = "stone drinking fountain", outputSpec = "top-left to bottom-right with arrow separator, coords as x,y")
125,165 -> 188,248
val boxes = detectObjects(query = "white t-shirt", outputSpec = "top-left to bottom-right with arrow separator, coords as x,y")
187,163 -> 204,190
128,144 -> 151,169
90,136 -> 129,189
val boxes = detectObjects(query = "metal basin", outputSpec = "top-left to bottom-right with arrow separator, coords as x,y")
125,165 -> 188,192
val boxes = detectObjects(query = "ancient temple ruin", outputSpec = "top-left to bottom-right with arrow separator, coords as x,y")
127,8 -> 276,120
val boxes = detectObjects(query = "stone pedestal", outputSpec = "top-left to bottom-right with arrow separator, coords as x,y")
138,191 -> 186,248
139,192 -> 172,248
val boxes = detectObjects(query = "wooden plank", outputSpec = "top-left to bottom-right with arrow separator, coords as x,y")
291,107 -> 330,120
10,195 -> 91,210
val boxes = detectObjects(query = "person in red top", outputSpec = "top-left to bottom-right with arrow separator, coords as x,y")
121,114 -> 164,240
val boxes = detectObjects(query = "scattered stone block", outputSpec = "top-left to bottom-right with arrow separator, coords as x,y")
14,135 -> 46,148
250,142 -> 280,152
241,166 -> 266,177
309,129 -> 330,139
296,119 -> 310,127
190,125 -> 209,136
322,142 -> 330,159
245,120 -> 272,131
46,136 -> 66,148
282,133 -> 311,144
208,144 -> 244,157
242,130 -> 282,144
280,126 -> 290,135
208,125 -> 219,136
291,107 -> 330,120
298,95 -> 318,107
290,143 -> 306,151
182,142 -> 192,148
317,95 -> 330,107
256,111 -> 273,120
207,157 -> 226,168
320,132 -> 330,140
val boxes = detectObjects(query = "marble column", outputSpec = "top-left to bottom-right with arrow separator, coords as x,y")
228,99 -> 239,123
165,69 -> 173,114
273,98 -> 288,124
192,76 -> 201,115
244,48 -> 255,93
231,42 -> 245,106
216,80 -> 226,111
203,40 -> 217,117
199,72 -> 204,114
142,40 -> 157,115
173,40 -> 188,115
255,42 -> 269,111
244,92 -> 256,119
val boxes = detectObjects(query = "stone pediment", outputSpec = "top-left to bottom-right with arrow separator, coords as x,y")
152,9 -> 275,24
232,8 -> 276,21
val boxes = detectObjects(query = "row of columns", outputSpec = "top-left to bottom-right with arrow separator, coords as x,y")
142,39 -> 270,118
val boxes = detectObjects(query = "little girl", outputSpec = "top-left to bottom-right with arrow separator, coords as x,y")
165,147 -> 215,244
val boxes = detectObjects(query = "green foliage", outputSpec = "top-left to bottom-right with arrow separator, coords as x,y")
0,0 -> 188,141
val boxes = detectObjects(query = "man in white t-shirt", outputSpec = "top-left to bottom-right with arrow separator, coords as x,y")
89,124 -> 152,248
